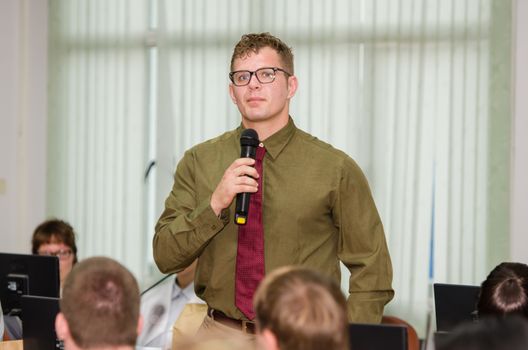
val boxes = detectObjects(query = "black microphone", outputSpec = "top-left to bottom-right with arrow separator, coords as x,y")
235,128 -> 260,225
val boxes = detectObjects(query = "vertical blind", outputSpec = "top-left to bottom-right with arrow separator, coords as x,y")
48,0 -> 511,334
48,0 -> 150,279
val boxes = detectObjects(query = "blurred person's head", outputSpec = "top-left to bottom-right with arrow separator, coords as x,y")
436,316 -> 528,350
477,262 -> 528,319
254,266 -> 348,350
32,219 -> 78,286
55,257 -> 141,350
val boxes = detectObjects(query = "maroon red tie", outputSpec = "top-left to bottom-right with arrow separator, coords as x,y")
235,144 -> 266,320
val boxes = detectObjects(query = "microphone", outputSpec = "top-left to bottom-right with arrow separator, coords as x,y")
140,273 -> 174,296
146,304 -> 165,335
235,128 -> 260,225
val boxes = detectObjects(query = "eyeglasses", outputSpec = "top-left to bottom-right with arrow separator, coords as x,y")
229,67 -> 291,86
38,249 -> 73,260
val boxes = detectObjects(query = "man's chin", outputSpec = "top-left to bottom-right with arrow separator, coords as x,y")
243,114 -> 269,123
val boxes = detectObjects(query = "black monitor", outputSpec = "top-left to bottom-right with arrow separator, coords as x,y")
434,283 -> 480,332
21,295 -> 63,350
0,252 -> 60,317
348,323 -> 408,350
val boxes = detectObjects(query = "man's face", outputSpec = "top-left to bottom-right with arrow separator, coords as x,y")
229,47 -> 297,129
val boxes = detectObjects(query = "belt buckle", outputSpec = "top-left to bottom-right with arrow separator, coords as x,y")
241,320 -> 249,332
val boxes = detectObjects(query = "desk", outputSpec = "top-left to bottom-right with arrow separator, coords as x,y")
0,340 -> 23,350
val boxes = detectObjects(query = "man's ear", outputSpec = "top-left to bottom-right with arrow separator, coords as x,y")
137,314 -> 144,336
260,328 -> 280,350
229,83 -> 237,104
55,312 -> 70,341
287,75 -> 298,99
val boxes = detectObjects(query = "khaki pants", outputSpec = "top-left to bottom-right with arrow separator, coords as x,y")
0,340 -> 23,350
172,315 -> 256,350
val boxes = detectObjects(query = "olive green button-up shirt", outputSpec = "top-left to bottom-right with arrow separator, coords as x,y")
153,118 -> 394,323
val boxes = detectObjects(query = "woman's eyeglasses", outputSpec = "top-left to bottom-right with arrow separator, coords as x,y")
38,249 -> 73,260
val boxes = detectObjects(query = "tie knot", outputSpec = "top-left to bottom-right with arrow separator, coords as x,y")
256,144 -> 266,161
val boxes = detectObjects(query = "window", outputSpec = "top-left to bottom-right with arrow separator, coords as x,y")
48,0 -> 512,334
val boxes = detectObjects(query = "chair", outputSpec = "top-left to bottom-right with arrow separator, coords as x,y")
382,315 -> 420,350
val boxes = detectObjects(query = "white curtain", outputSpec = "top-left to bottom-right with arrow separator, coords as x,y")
47,0 -> 150,280
47,0 -> 512,334
154,0 -> 511,334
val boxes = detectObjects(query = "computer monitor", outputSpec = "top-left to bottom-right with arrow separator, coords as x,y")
0,252 -> 60,317
433,283 -> 480,332
21,295 -> 62,350
348,323 -> 408,350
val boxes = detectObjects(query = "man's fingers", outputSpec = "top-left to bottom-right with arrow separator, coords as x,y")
236,185 -> 259,193
228,157 -> 255,170
235,165 -> 259,179
235,175 -> 258,188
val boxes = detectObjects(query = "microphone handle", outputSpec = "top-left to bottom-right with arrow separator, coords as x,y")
235,145 -> 257,225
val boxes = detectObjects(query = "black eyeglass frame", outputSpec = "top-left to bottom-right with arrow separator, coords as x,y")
229,67 -> 292,86
37,249 -> 73,260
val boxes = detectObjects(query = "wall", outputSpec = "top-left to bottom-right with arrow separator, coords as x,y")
511,0 -> 528,264
0,0 -> 526,263
0,0 -> 48,253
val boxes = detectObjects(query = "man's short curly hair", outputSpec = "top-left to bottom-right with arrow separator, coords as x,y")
230,32 -> 294,74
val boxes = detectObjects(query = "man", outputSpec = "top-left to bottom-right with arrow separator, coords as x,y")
154,32 -> 393,334
254,266 -> 349,350
55,257 -> 142,350
137,259 -> 206,348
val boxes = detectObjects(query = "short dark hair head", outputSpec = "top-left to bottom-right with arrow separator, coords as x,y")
254,266 -> 349,350
31,219 -> 78,264
477,262 -> 528,319
60,257 -> 140,348
230,32 -> 294,75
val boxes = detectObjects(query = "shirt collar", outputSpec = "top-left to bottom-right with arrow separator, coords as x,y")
236,116 -> 297,160
172,279 -> 195,300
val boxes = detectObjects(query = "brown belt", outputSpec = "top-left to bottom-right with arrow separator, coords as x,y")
208,307 -> 256,334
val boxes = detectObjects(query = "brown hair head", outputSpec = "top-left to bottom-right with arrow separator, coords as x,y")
60,257 -> 140,348
477,262 -> 528,319
230,32 -> 294,75
31,219 -> 78,264
254,266 -> 349,350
